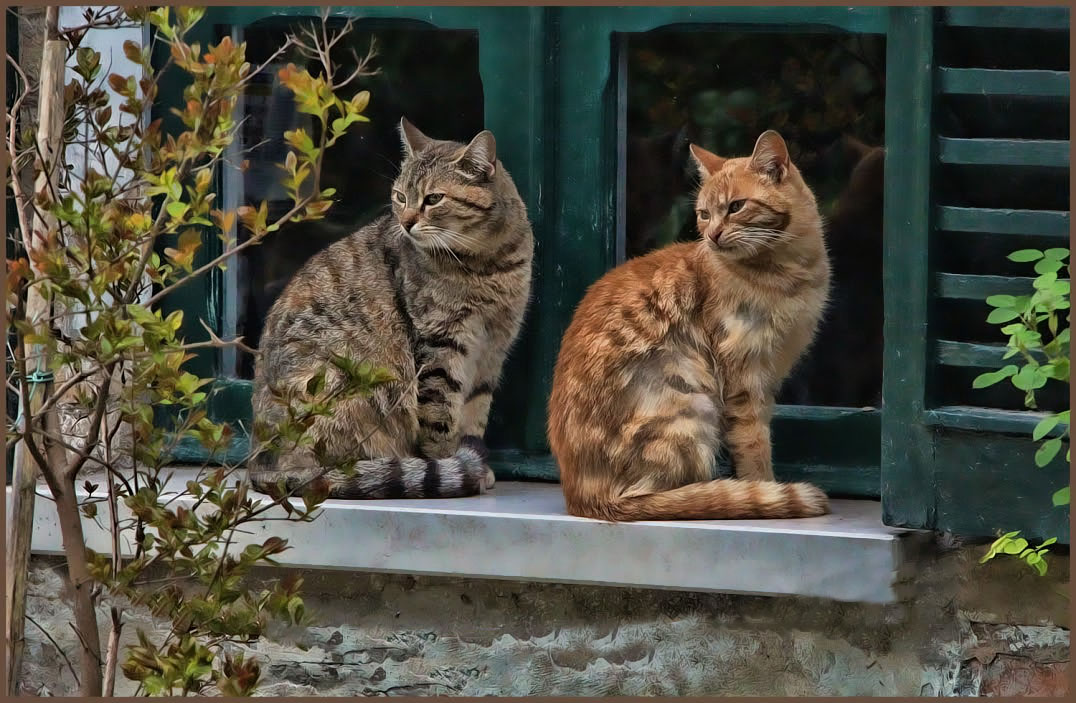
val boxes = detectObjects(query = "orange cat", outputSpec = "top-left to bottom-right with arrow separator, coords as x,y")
548,131 -> 831,521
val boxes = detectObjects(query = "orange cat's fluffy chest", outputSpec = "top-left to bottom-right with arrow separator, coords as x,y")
703,266 -> 827,386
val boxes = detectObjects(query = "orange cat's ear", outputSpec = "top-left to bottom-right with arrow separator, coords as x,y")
399,117 -> 432,157
750,130 -> 790,183
689,144 -> 725,179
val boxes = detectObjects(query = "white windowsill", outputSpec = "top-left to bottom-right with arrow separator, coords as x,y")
12,468 -> 928,604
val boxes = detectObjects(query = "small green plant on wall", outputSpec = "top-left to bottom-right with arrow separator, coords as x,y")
974,247 -> 1070,575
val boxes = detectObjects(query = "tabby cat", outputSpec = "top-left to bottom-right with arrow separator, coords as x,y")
249,118 -> 534,499
548,131 -> 830,521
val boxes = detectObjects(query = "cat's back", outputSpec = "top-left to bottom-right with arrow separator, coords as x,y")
257,215 -> 406,381
562,242 -> 701,343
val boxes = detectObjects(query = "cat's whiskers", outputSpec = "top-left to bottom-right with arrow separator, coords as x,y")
429,232 -> 464,265
733,227 -> 794,253
425,225 -> 483,251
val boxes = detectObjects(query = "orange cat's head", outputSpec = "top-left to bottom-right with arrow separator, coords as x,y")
688,131 -> 822,260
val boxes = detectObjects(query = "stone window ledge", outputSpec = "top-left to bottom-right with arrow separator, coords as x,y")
13,468 -> 928,604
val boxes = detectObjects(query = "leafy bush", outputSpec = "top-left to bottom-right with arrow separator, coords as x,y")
975,247 -> 1069,575
6,6 -> 384,696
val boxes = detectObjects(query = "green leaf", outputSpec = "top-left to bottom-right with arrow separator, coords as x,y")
1012,365 -> 1047,391
1034,271 -> 1059,291
1040,537 -> 1059,548
1035,438 -> 1062,467
1034,258 -> 1064,275
1000,537 -> 1029,555
1043,248 -> 1070,261
1033,414 -> 1060,441
986,295 -> 1016,308
986,308 -> 1020,324
305,370 -> 326,397
166,201 -> 189,218
973,365 -> 1017,389
1009,249 -> 1044,263
1052,486 -> 1069,507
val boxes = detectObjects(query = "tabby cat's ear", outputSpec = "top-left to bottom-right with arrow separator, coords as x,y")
454,130 -> 497,180
399,117 -> 433,157
689,144 -> 725,179
750,130 -> 790,183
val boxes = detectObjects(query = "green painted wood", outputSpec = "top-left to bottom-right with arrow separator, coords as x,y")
771,412 -> 880,492
934,431 -> 1069,543
935,340 -> 1047,369
489,451 -> 559,482
880,7 -> 936,531
935,273 -> 1037,300
925,405 -> 1067,438
936,206 -> 1070,238
774,405 -> 880,421
170,433 -> 250,466
937,137 -> 1069,168
936,341 -> 1008,368
937,67 -> 1069,97
573,5 -> 887,33
943,6 -> 1070,30
775,465 -> 880,499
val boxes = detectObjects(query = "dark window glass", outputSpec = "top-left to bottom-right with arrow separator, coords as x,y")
226,18 -> 483,378
623,30 -> 886,408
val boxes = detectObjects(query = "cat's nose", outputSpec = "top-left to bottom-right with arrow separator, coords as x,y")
400,210 -> 419,232
709,226 -> 724,244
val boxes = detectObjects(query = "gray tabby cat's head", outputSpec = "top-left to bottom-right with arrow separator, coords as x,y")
391,118 -> 519,256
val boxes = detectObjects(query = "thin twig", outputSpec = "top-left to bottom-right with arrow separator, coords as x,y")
25,613 -> 81,687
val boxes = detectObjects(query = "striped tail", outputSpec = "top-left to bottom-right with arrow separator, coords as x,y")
249,436 -> 491,500
568,478 -> 830,522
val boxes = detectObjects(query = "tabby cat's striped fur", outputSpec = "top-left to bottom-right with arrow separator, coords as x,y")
549,131 -> 831,521
250,118 -> 533,499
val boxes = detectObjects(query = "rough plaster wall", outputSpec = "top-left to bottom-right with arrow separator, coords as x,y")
19,544 -> 1069,697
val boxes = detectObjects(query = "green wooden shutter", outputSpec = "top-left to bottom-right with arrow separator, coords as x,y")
882,7 -> 1070,541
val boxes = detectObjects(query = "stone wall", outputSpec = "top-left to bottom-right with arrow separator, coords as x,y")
19,543 -> 1069,697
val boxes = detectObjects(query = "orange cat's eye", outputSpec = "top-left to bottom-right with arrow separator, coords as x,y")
728,199 -> 746,214
697,209 -> 710,221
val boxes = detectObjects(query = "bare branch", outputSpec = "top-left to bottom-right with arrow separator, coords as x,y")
26,614 -> 81,688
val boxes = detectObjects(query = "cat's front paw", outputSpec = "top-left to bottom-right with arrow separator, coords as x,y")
483,467 -> 496,491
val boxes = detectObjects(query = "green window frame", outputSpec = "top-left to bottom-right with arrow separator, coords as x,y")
153,6 -> 1069,542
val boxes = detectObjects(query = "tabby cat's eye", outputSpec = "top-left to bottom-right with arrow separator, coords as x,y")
424,193 -> 445,206
697,209 -> 710,221
728,199 -> 746,214
393,190 -> 406,204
